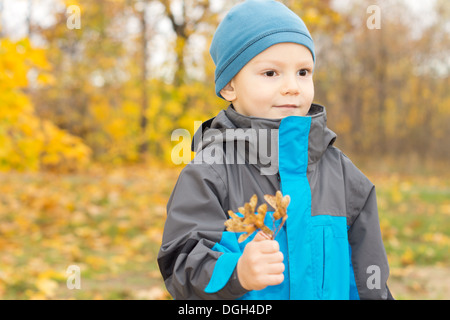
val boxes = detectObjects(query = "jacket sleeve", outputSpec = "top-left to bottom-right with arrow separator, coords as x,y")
348,185 -> 394,300
157,162 -> 248,300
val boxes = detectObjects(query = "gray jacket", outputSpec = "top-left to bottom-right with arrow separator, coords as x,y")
158,104 -> 393,300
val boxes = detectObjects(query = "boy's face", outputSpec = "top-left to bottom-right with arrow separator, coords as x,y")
220,43 -> 314,119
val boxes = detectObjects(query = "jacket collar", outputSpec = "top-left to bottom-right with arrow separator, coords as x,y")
191,104 -> 336,172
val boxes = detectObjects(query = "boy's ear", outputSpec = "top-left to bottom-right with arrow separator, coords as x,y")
220,81 -> 236,102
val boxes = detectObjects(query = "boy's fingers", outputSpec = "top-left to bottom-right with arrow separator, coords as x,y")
259,239 -> 280,253
266,261 -> 285,275
269,251 -> 284,263
265,273 -> 284,286
253,231 -> 270,242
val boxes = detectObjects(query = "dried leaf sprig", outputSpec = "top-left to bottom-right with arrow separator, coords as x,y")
264,191 -> 290,238
225,191 -> 290,242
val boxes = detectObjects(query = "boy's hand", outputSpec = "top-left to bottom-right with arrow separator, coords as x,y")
236,232 -> 285,291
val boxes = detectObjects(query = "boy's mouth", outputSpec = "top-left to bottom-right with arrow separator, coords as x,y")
273,104 -> 298,109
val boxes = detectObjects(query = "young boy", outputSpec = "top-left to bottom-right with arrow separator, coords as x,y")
158,0 -> 393,300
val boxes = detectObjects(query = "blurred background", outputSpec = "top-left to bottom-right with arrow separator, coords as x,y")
0,0 -> 448,299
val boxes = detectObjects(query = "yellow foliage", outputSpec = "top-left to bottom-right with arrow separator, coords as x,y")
35,278 -> 59,298
0,38 -> 91,172
401,248 -> 415,266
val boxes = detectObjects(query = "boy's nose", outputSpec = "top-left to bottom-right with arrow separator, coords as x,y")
281,75 -> 300,96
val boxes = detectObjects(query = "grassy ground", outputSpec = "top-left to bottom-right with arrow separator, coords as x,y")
0,164 -> 178,299
0,161 -> 448,300
368,172 -> 450,299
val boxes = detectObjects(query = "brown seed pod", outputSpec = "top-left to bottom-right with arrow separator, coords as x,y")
225,191 -> 289,242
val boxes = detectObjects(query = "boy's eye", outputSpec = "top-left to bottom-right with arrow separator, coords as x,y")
298,69 -> 309,76
264,71 -> 276,77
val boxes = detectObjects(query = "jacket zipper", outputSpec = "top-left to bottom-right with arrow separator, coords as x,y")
277,171 -> 291,299
322,228 -> 325,293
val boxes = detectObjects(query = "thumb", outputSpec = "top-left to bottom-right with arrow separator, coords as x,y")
253,231 -> 272,242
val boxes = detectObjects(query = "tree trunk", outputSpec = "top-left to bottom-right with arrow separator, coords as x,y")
138,2 -> 149,155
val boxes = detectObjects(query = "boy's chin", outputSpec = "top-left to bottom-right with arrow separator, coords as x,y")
268,107 -> 307,119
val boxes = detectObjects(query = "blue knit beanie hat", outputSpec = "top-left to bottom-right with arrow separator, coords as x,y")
210,0 -> 315,99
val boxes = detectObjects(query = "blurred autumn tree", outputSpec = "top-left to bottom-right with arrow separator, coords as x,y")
1,0 -> 449,171
0,38 -> 91,172
30,0 -> 141,165
314,0 -> 450,160
30,0 -> 229,165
